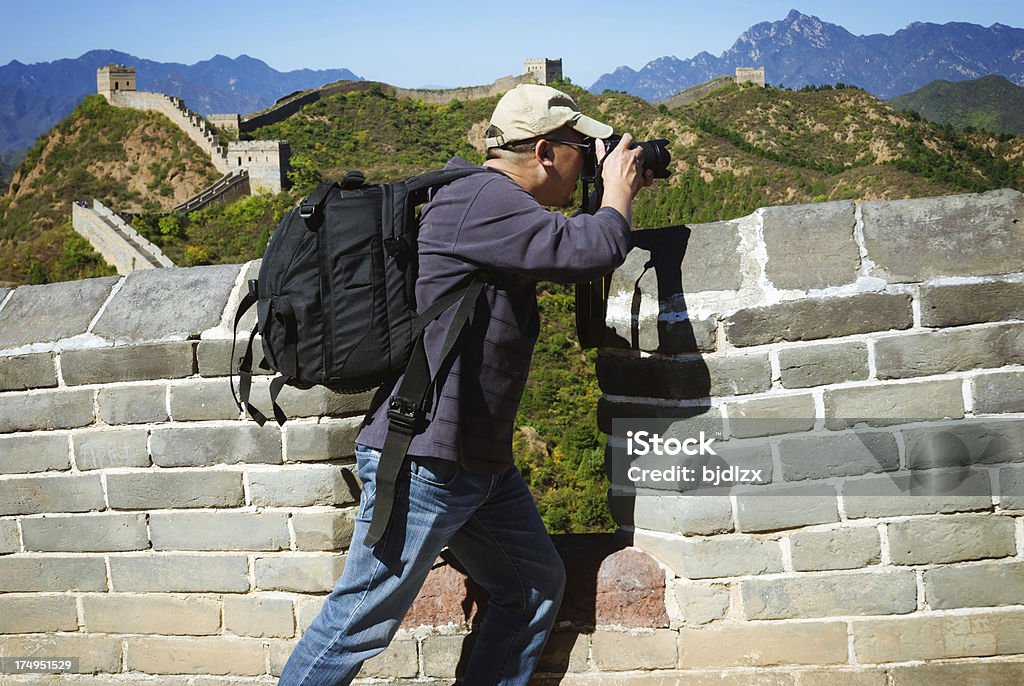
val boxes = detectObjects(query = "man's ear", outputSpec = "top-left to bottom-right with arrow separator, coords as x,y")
535,139 -> 556,167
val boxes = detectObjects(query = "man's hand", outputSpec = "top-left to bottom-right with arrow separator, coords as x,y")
598,133 -> 655,226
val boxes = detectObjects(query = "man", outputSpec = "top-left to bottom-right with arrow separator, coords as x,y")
279,83 -> 652,686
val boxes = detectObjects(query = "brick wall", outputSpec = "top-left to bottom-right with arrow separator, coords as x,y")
597,188 -> 1024,684
0,189 -> 1021,684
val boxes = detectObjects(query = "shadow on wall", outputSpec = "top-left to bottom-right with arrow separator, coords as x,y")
598,226 -> 714,543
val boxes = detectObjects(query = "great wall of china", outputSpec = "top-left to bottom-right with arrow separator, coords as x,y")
2,189 -> 1022,683
74,60 -> 766,277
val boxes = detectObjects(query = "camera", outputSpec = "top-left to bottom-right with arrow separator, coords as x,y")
596,134 -> 672,179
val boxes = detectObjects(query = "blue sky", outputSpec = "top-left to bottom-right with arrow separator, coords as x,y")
3,1 -> 1022,88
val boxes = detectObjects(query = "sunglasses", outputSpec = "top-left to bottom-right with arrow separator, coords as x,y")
545,138 -> 592,153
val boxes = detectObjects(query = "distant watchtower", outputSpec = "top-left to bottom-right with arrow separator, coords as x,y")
97,64 -> 136,100
524,58 -> 563,85
735,67 -> 766,87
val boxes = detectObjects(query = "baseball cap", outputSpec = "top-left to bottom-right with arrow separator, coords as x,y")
484,84 -> 613,148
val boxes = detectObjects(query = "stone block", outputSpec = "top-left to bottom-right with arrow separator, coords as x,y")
0,389 -> 94,433
168,378 -> 242,421
292,510 -> 356,551
678,621 -> 849,668
106,470 -> 244,509
224,595 -> 295,638
82,594 -> 221,635
974,370 -> 1024,414
852,610 -> 1024,663
62,342 -> 195,385
285,418 -> 362,462
268,637 -> 298,677
0,556 -> 107,592
603,307 -> 718,355
254,554 -> 346,593
0,519 -> 19,554
249,465 -> 358,507
842,471 -> 993,518
0,353 -> 57,391
887,514 -> 1016,565
875,324 -> 1024,379
762,200 -> 859,291
1001,466 -> 1024,510
0,634 -> 122,674
150,424 -> 281,467
634,530 -> 783,579
795,670 -> 888,686
294,595 -> 326,633
861,189 -> 1024,282
674,582 -> 731,624
631,495 -> 734,536
778,341 -> 869,389
824,380 -> 964,429
109,554 -> 250,592
0,433 -> 70,474
359,637 -> 419,679
150,511 -> 290,551
71,428 -> 150,470
591,629 -> 677,670
0,474 -> 105,516
0,595 -> 79,633
789,527 -> 881,571
726,394 -> 816,438
247,379 -> 376,419
0,277 -> 118,349
890,660 -> 1024,686
726,293 -> 912,347
537,631 -> 589,673
902,419 -> 1024,469
734,483 -> 839,532
924,560 -> 1024,608
778,431 -> 899,481
422,634 -> 469,678
91,265 -> 238,343
597,353 -> 771,399
125,636 -> 266,675
96,384 -> 168,424
921,280 -> 1024,327
196,336 -> 272,378
740,570 -> 917,619
22,513 -> 149,552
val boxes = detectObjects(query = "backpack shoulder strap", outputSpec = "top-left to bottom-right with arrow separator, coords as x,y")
364,274 -> 487,548
404,166 -> 493,201
299,181 -> 340,221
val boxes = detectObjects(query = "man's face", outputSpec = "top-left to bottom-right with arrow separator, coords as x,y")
544,130 -> 590,207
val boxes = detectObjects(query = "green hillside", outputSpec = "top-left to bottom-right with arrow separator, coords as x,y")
0,94 -> 220,285
2,81 -> 1022,531
889,75 -> 1024,136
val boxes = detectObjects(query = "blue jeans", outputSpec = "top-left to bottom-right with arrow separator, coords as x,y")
278,445 -> 566,686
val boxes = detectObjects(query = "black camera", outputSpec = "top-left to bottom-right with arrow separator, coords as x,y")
595,134 -> 672,179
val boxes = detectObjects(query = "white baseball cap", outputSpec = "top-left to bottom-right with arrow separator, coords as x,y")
485,84 -> 613,148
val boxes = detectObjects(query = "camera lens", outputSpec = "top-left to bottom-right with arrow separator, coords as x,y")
638,139 -> 671,179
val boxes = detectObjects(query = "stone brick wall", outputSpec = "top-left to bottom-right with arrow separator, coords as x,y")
0,189 -> 1021,684
598,188 -> 1024,683
71,200 -> 173,273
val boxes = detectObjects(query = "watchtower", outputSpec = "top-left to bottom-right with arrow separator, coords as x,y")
97,64 -> 137,100
735,67 -> 766,87
524,58 -> 563,85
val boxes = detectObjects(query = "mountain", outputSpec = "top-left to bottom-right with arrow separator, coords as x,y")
0,50 -> 360,155
889,75 -> 1024,135
591,10 -> 1024,101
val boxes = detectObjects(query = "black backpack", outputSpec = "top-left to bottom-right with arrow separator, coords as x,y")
230,166 -> 488,546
